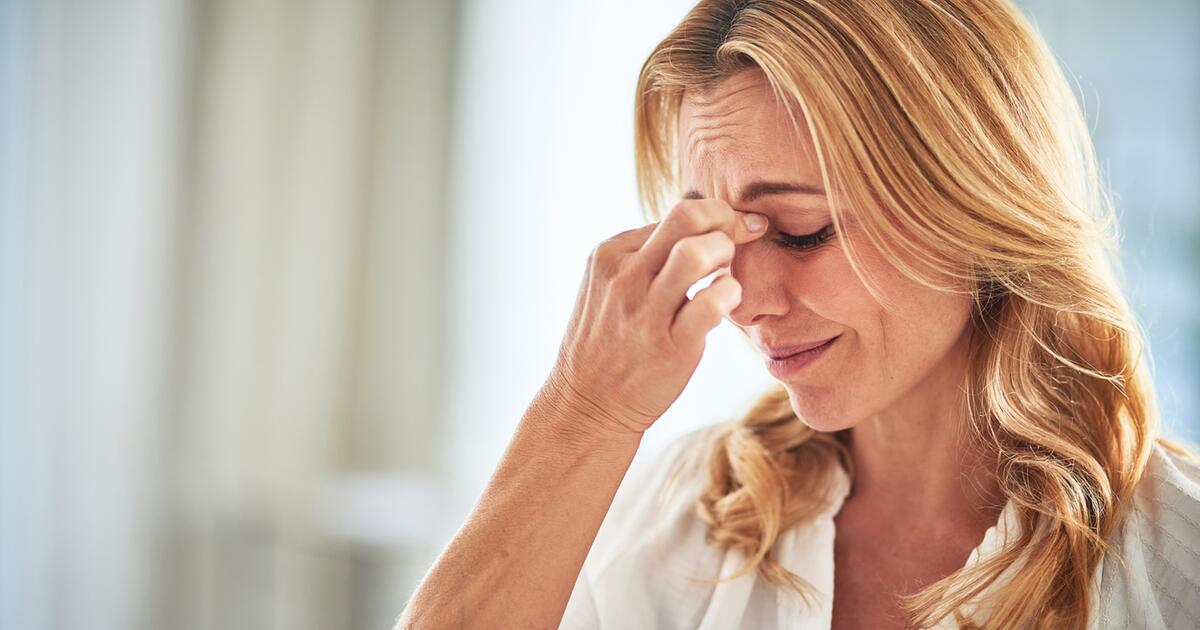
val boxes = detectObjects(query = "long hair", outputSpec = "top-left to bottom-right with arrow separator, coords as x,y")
633,1 -> 1197,627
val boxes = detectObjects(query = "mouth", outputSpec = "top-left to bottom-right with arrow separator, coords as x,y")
765,335 -> 841,360
764,335 -> 841,379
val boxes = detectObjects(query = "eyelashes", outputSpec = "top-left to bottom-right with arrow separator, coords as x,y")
773,223 -> 835,251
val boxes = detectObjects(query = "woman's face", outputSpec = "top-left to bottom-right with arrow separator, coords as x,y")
677,69 -> 975,432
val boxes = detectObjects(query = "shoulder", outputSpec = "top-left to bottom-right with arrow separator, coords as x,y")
1093,440 -> 1200,629
1134,440 -> 1200,523
1128,440 -> 1200,570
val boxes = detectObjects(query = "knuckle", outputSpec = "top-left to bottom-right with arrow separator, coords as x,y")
667,198 -> 692,215
669,201 -> 708,234
673,238 -> 708,268
695,297 -> 723,324
592,237 -> 617,257
612,226 -> 641,240
673,233 -> 731,270
612,223 -> 653,245
700,197 -> 733,215
589,239 -> 622,275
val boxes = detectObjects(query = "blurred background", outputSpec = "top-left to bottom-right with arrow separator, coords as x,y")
1,1 -> 1197,629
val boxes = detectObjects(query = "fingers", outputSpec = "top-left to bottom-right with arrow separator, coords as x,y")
635,199 -> 768,278
645,230 -> 735,322
671,272 -> 742,353
606,222 -> 658,253
586,221 -> 659,285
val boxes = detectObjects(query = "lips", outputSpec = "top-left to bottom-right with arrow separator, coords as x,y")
764,335 -> 840,360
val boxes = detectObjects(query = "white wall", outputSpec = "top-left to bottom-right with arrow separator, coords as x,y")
443,0 -> 777,533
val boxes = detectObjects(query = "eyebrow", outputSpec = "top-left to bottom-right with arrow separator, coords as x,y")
682,180 -> 827,203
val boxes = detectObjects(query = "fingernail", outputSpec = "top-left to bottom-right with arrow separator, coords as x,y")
743,213 -> 767,232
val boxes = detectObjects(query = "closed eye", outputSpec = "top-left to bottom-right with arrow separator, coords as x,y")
774,224 -> 835,251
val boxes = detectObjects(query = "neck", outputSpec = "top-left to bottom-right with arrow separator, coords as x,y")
839,329 -> 1003,532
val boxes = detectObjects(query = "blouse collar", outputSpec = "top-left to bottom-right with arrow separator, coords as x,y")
770,461 -> 1022,628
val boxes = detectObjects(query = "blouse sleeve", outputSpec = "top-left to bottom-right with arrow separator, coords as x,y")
559,565 -> 601,630
1092,442 -> 1200,628
559,564 -> 600,628
558,423 -> 727,630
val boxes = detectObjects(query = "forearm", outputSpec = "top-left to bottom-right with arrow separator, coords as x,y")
397,387 -> 644,629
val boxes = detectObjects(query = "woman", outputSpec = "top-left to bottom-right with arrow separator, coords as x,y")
399,0 -> 1200,628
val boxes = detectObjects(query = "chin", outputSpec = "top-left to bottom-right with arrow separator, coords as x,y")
785,388 -> 857,433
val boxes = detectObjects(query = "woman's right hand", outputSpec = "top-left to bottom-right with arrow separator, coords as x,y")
398,198 -> 769,630
543,198 -> 770,438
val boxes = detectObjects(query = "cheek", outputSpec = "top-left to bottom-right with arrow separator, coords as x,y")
842,240 -> 975,389
780,235 -> 974,430
887,286 -> 974,355
789,245 -> 877,328
808,236 -> 973,370
857,239 -> 974,342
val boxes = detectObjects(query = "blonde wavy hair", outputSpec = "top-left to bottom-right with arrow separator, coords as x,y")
633,0 -> 1197,628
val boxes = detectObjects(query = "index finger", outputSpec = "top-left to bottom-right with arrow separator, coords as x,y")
635,199 -> 769,277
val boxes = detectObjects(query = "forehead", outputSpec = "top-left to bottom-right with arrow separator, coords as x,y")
676,70 -> 820,186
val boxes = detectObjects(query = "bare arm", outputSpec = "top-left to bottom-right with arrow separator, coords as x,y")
397,201 -> 768,628
396,381 -> 642,629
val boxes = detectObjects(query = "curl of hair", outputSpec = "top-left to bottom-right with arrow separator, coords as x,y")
635,1 -> 1198,628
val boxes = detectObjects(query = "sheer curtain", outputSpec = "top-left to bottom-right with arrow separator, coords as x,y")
145,2 -> 463,628
1,1 -> 189,629
2,1 -> 459,629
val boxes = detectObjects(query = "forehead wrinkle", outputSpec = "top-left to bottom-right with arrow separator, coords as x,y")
686,79 -> 762,109
686,138 -> 727,180
687,105 -> 751,121
684,128 -> 742,178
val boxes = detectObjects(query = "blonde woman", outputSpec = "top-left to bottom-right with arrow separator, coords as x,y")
398,0 -> 1200,628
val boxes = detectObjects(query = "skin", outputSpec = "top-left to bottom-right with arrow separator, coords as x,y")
400,65 -> 1006,630
678,68 -> 1005,628
397,134 -> 768,626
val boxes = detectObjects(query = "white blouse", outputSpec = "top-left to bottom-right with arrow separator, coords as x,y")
560,424 -> 1200,629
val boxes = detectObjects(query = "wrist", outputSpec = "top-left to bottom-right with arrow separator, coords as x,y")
525,374 -> 647,454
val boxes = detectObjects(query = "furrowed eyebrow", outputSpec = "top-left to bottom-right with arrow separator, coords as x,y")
682,180 -> 826,203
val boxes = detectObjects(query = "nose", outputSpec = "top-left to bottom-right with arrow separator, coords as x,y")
726,240 -> 790,327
